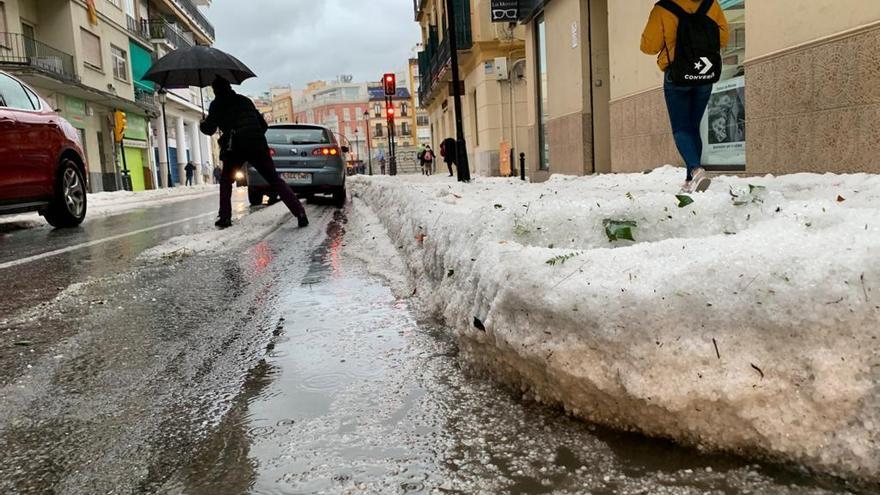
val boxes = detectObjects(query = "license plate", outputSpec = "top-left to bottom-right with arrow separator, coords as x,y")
282,172 -> 311,184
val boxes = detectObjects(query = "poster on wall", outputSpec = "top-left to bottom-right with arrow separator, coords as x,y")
700,76 -> 746,166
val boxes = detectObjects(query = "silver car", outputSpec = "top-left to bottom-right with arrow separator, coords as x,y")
247,124 -> 348,207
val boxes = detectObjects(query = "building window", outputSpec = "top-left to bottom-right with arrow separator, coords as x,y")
535,14 -> 549,171
374,123 -> 383,137
471,90 -> 479,146
111,45 -> 128,81
107,0 -> 121,8
402,122 -> 411,136
343,108 -> 350,122
401,102 -> 408,117
417,115 -> 429,127
81,28 -> 103,70
356,107 -> 363,120
374,103 -> 382,118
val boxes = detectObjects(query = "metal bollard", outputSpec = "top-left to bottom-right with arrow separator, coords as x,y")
519,153 -> 526,181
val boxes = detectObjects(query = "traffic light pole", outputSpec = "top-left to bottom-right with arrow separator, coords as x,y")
119,138 -> 131,191
446,0 -> 470,182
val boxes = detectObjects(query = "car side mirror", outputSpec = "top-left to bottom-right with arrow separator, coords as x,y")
341,146 -> 350,153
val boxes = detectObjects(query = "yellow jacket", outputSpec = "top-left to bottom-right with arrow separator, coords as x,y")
640,0 -> 729,71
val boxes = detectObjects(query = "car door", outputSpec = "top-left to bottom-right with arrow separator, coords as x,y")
0,74 -> 50,200
0,75 -> 25,202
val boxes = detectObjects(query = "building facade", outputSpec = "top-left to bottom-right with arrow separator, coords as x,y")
269,85 -> 293,123
292,80 -> 369,162
145,0 -> 216,188
407,55 -> 431,147
0,0 -> 216,191
415,0 -> 529,177
516,0 -> 879,179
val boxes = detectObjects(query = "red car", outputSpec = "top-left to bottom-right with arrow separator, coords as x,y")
0,70 -> 88,228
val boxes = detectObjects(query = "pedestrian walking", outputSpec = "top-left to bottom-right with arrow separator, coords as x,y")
377,149 -> 387,175
184,161 -> 196,186
200,77 -> 308,229
440,137 -> 456,178
422,145 -> 435,176
417,145 -> 426,176
641,0 -> 728,193
213,165 -> 222,184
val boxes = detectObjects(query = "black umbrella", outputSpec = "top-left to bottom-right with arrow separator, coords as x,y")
143,45 -> 256,114
143,45 -> 255,88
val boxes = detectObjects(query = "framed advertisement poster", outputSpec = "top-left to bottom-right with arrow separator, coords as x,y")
700,76 -> 745,166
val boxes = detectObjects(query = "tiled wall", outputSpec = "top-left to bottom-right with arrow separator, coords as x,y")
547,111 -> 593,176
746,26 -> 880,175
609,88 -> 682,173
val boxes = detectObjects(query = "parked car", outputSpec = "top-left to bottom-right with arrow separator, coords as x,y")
247,124 -> 347,208
0,70 -> 88,228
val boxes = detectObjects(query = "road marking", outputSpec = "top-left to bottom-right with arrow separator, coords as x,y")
0,212 -> 216,271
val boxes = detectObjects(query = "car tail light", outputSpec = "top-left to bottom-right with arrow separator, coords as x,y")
312,146 -> 339,157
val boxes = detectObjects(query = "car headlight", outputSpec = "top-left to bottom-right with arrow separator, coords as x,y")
235,171 -> 245,180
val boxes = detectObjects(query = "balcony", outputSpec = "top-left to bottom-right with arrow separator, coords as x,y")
417,0 -> 472,105
145,19 -> 194,49
134,87 -> 158,111
0,32 -> 79,82
170,0 -> 215,41
126,15 -> 150,42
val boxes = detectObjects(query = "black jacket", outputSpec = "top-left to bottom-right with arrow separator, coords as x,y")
441,138 -> 457,164
200,92 -> 268,147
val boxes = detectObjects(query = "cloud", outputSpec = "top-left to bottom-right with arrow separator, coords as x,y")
205,0 -> 422,95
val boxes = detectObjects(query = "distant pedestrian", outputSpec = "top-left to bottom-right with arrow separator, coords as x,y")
213,165 -> 222,184
377,149 -> 386,175
422,145 -> 435,176
184,161 -> 196,186
641,0 -> 728,193
440,137 -> 456,178
200,76 -> 308,229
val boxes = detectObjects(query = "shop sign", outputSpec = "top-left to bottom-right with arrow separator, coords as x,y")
126,115 -> 149,141
491,0 -> 519,22
64,96 -> 87,129
701,76 -> 746,166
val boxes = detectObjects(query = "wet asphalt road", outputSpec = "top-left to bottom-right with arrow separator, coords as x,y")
0,194 -> 865,494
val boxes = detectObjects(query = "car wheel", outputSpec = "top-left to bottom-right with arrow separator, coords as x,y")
248,188 -> 264,206
332,187 -> 346,208
44,158 -> 87,228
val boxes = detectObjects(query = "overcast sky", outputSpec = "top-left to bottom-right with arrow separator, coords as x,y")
205,0 -> 422,96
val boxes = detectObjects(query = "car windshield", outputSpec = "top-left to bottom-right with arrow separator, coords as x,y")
266,128 -> 330,145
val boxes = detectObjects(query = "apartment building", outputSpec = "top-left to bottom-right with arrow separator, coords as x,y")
143,0 -> 216,187
269,85 -> 293,123
515,0 -> 877,179
292,80 -> 369,161
415,0 -> 528,177
406,55 -> 431,147
0,0 -> 216,191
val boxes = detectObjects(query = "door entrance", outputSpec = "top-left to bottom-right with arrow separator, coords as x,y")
586,0 -> 611,173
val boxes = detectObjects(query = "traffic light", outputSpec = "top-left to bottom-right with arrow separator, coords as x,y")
113,110 -> 127,143
382,73 -> 396,96
386,103 -> 395,121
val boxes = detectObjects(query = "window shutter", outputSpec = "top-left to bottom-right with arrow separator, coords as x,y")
81,29 -> 102,68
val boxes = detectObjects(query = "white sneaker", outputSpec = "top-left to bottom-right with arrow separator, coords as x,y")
680,181 -> 694,194
691,167 -> 711,193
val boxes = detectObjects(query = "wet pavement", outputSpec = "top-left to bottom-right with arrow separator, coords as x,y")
0,198 -> 865,494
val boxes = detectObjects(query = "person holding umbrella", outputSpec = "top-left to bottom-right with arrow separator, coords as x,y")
200,77 -> 308,229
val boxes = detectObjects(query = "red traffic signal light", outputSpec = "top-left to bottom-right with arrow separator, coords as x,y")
386,104 -> 395,119
383,73 -> 396,96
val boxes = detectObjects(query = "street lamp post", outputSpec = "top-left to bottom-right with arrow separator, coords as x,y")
445,0 -> 470,182
158,88 -> 172,188
364,111 -> 373,176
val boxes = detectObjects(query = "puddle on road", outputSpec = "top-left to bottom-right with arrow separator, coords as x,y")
166,216 -> 857,495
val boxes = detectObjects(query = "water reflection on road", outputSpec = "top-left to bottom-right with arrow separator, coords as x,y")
167,214 -> 855,495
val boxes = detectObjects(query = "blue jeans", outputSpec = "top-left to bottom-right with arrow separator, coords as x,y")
663,74 -> 712,181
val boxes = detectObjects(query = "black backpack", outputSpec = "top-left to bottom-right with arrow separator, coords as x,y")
657,0 -> 722,86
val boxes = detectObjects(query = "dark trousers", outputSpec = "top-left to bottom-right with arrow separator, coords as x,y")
663,73 -> 713,181
446,161 -> 454,176
219,139 -> 305,222
185,175 -> 194,186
